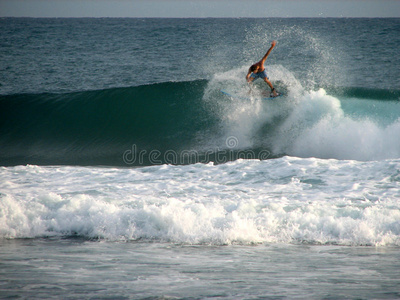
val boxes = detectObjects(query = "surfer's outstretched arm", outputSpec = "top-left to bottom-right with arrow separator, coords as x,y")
260,40 -> 276,65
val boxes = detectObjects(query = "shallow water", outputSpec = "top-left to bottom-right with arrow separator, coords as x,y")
1,239 -> 400,299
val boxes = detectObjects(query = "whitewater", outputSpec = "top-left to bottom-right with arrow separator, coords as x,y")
2,157 -> 400,246
1,18 -> 400,299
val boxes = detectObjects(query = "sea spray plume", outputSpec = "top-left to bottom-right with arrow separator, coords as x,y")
204,63 -> 400,161
243,22 -> 346,91
202,21 -> 346,155
202,64 -> 302,152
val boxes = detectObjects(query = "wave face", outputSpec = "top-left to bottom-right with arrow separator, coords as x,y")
0,80 -> 219,166
1,76 -> 400,166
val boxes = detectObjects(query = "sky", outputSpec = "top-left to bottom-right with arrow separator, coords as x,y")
0,0 -> 399,18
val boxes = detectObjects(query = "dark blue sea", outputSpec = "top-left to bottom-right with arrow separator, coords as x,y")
1,18 -> 400,299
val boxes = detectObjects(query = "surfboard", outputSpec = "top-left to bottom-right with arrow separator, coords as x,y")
221,90 -> 282,101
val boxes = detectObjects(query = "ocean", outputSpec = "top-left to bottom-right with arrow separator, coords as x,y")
1,17 -> 400,299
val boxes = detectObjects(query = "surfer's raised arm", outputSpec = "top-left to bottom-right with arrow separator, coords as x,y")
260,40 -> 276,65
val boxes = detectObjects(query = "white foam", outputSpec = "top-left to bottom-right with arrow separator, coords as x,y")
272,88 -> 400,160
207,66 -> 400,161
1,158 -> 399,246
203,65 -> 303,150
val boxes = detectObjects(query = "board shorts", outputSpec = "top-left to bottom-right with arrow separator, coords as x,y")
250,69 -> 269,80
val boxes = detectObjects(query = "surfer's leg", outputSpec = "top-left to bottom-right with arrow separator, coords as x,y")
264,78 -> 277,96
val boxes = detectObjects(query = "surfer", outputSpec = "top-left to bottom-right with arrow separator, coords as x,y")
246,40 -> 278,97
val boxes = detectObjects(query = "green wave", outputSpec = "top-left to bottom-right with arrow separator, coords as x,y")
1,81 -> 399,166
0,80 -> 218,166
